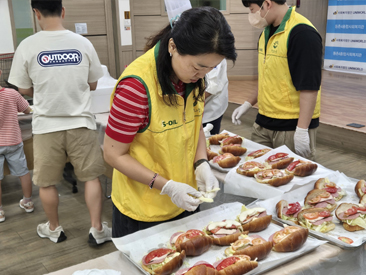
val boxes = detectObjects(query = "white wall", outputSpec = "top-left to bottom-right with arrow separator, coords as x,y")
0,0 -> 15,53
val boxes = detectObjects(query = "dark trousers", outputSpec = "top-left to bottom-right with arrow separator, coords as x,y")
203,115 -> 223,135
112,203 -> 200,238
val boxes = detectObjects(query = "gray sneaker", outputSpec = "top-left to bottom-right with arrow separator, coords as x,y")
88,222 -> 112,246
37,221 -> 67,243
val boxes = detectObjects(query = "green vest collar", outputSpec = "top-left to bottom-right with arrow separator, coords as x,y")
154,40 -> 196,100
264,6 -> 294,46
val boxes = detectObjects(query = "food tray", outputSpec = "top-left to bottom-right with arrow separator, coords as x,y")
207,130 -> 271,173
254,171 -> 366,249
224,144 -> 331,199
112,202 -> 326,275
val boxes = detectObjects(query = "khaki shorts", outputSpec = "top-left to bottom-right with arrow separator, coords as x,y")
33,128 -> 106,187
251,122 -> 317,161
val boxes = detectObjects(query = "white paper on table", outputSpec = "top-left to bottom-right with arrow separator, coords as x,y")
208,130 -> 271,173
255,170 -> 366,248
224,144 -> 332,199
112,202 -> 326,275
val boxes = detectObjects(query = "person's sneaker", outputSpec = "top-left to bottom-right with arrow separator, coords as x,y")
0,210 -> 5,222
88,222 -> 112,246
37,221 -> 67,243
19,199 -> 34,213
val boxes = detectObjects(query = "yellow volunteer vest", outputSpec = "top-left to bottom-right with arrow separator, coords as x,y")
257,7 -> 321,119
109,42 -> 204,222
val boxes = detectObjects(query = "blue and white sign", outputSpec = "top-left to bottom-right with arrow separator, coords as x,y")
37,49 -> 82,67
324,1 -> 366,75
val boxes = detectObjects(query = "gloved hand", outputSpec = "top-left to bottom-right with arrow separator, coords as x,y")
231,101 -> 252,125
203,123 -> 214,137
294,126 -> 311,158
195,162 -> 220,199
161,180 -> 202,212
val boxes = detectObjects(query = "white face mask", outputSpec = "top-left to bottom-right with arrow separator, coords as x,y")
248,2 -> 270,29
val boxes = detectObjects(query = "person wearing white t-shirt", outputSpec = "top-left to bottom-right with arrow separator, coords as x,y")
202,59 -> 229,135
8,0 -> 112,245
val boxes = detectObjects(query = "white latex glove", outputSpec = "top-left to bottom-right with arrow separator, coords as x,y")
161,180 -> 201,212
231,101 -> 252,125
203,123 -> 214,137
195,162 -> 220,199
294,126 -> 311,158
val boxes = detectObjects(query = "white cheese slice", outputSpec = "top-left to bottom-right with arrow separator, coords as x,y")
239,208 -> 266,222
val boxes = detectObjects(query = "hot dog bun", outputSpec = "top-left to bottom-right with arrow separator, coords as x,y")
355,179 -> 366,199
245,148 -> 271,160
217,258 -> 258,275
225,236 -> 272,260
271,226 -> 308,252
184,264 -> 219,275
207,148 -> 218,161
254,169 -> 294,187
220,145 -> 247,156
297,208 -> 336,233
265,153 -> 294,169
141,250 -> 186,275
360,194 -> 366,205
213,153 -> 241,168
208,133 -> 229,145
221,136 -> 243,146
314,178 -> 345,201
236,161 -> 266,177
285,160 -> 318,177
275,200 -> 301,224
304,189 -> 337,212
241,215 -> 272,232
335,203 -> 366,232
176,235 -> 213,256
211,231 -> 246,246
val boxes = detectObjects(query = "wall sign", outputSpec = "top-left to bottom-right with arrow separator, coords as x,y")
324,0 -> 366,75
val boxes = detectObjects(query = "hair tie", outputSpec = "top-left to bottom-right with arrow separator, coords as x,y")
169,14 -> 181,29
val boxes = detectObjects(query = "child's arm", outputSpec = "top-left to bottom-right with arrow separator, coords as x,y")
23,106 -> 32,114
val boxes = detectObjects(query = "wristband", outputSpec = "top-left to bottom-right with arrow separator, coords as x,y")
194,159 -> 209,170
149,173 -> 159,189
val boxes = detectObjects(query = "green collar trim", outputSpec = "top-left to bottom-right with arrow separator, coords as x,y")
264,6 -> 294,49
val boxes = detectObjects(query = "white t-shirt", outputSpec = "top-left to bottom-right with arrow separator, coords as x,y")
202,59 -> 229,124
8,30 -> 103,134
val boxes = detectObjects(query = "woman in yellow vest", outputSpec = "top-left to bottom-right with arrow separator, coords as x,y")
103,7 -> 237,237
231,0 -> 322,161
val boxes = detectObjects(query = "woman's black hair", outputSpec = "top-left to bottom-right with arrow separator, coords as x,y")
145,6 -> 237,106
31,0 -> 62,17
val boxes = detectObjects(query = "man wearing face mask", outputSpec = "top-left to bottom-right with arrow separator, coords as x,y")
231,0 -> 322,160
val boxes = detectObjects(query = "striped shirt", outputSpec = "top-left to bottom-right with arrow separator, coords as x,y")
0,88 -> 29,146
106,78 -> 185,143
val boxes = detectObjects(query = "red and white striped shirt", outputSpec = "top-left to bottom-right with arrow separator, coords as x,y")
106,78 -> 185,143
0,87 -> 29,146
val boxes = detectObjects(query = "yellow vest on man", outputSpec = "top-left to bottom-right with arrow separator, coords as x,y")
257,7 -> 321,119
109,42 -> 204,222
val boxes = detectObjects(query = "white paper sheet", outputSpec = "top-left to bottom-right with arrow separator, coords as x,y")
112,202 -> 326,275
224,144 -> 332,199
254,170 -> 366,248
207,130 -> 271,173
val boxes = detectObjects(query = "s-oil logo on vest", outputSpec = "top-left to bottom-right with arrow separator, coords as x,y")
162,120 -> 178,127
37,49 -> 82,67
